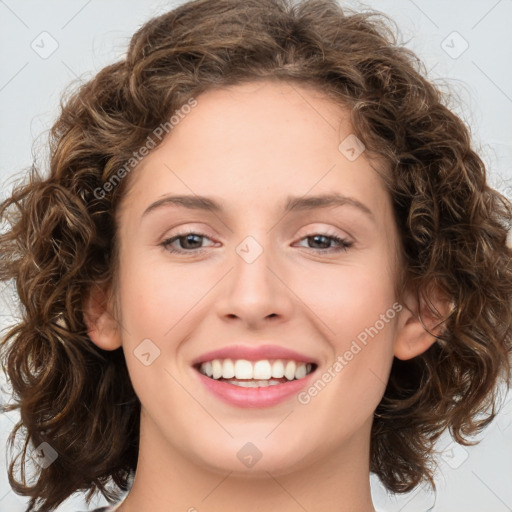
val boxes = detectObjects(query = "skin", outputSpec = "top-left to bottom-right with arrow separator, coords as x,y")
85,80 -> 439,512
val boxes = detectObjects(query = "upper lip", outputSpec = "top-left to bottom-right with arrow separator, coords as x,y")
192,344 -> 319,366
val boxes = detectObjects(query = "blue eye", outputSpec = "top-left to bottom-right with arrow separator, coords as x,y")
161,231 -> 352,255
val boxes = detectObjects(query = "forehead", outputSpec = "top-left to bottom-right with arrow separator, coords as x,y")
177,79 -> 348,144
118,79 -> 389,222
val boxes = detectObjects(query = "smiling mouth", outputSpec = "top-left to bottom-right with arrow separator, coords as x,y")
194,358 -> 317,387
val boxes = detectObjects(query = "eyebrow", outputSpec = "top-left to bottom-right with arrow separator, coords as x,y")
141,193 -> 374,220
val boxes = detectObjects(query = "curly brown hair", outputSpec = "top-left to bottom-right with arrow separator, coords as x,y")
1,0 -> 511,510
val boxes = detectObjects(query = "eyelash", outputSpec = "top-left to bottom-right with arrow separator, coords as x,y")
160,230 -> 353,255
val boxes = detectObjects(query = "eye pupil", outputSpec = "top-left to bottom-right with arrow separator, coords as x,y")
181,234 -> 202,249
309,235 -> 330,249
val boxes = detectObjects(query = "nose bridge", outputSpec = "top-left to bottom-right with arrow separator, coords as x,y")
233,234 -> 276,305
217,233 -> 293,324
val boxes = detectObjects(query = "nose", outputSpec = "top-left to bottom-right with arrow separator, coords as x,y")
215,238 -> 294,329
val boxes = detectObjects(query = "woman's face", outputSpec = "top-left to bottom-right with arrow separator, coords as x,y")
111,80 -> 405,476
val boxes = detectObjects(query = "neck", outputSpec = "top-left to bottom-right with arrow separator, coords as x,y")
117,409 -> 376,512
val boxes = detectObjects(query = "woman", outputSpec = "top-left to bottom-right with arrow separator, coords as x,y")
1,0 -> 511,511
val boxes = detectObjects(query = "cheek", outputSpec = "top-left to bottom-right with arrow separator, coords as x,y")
299,290 -> 397,437
310,271 -> 397,378
117,250 -> 214,338
293,254 -> 398,406
116,253 -> 219,398
294,256 -> 397,339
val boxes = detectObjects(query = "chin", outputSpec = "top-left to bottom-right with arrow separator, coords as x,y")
186,435 -> 318,477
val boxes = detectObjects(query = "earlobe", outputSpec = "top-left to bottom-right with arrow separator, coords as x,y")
83,283 -> 122,351
394,285 -> 451,361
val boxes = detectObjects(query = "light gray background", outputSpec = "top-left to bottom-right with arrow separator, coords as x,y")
0,1 -> 511,511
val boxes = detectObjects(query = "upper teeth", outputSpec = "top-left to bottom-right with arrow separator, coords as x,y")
199,359 -> 313,381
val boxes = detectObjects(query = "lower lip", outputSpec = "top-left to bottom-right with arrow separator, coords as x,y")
195,370 -> 315,408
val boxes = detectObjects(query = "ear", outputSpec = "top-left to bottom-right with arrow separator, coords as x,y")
83,283 -> 122,351
394,283 -> 452,361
